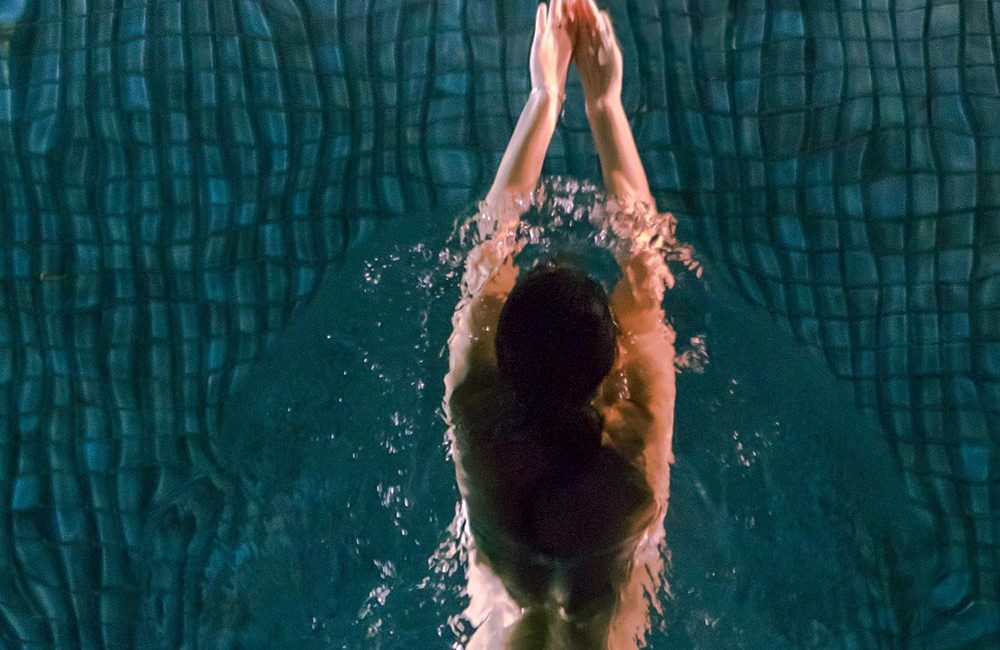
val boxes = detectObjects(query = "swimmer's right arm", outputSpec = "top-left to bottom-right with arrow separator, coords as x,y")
609,251 -> 673,412
602,251 -> 676,481
574,0 -> 673,447
574,0 -> 655,209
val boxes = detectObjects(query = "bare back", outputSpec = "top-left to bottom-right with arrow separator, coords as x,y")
446,271 -> 675,648
449,366 -> 656,607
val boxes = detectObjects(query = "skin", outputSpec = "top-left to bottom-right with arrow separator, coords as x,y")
444,1 -> 676,647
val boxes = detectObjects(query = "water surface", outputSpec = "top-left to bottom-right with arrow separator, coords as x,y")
219,177 -> 929,648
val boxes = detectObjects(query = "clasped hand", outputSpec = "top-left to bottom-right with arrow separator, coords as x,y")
531,0 -> 623,106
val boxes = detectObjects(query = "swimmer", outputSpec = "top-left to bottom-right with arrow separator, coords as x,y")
444,1 -> 675,647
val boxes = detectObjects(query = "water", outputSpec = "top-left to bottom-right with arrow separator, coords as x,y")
217,177 -> 931,648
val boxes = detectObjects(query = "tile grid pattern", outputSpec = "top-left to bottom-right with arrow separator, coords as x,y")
0,0 -> 997,646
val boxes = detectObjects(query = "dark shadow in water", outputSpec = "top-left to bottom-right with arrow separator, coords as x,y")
662,256 -> 939,648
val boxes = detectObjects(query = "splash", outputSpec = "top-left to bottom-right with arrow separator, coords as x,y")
449,176 -> 708,373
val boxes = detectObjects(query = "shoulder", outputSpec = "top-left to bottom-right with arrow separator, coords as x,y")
597,340 -> 676,460
447,364 -> 506,431
601,399 -> 654,459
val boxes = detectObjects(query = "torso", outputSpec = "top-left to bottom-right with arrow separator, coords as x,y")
449,367 -> 657,625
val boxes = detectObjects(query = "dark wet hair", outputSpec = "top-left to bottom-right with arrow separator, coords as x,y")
495,262 -> 618,414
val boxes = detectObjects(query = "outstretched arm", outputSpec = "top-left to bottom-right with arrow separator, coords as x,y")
575,0 -> 674,480
446,0 -> 574,399
573,0 -> 654,208
574,0 -> 665,339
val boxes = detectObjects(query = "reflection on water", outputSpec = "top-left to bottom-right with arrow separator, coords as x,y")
218,177 -> 930,648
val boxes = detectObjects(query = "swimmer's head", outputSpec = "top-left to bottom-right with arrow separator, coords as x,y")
496,262 -> 618,410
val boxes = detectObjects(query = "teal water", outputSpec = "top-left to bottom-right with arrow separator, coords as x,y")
218,178 -> 930,648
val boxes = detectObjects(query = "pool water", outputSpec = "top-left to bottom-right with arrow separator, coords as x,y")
214,177 -> 931,648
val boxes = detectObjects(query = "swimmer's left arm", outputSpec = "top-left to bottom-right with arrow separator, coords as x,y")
447,1 -> 573,400
452,80 -> 563,369
445,239 -> 518,397
483,0 -> 569,207
453,80 -> 564,366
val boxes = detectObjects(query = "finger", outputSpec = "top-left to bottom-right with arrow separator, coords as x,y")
607,13 -> 622,51
549,0 -> 560,30
567,1 -> 582,34
583,0 -> 601,40
600,10 -> 614,41
535,3 -> 547,35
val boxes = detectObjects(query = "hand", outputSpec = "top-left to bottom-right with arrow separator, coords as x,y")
530,0 -> 573,98
571,0 -> 623,107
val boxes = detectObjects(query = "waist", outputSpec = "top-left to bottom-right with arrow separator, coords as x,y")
467,515 -> 642,619
469,516 -> 635,569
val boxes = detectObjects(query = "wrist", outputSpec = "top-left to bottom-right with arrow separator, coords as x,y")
530,84 -> 566,104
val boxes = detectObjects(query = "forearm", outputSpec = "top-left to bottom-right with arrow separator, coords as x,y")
585,97 -> 654,208
485,89 -> 563,207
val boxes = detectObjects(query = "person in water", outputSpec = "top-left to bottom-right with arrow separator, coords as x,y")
444,0 -> 675,647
